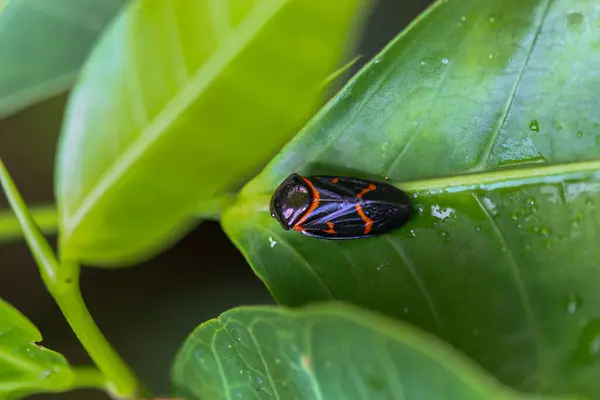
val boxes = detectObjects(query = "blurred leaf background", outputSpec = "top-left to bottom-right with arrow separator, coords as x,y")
0,0 -> 128,119
0,0 -> 433,398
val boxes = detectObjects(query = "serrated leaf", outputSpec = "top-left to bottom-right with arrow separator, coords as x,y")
0,0 -> 127,118
0,298 -> 73,399
55,0 -> 371,267
171,303 -> 575,400
223,0 -> 600,398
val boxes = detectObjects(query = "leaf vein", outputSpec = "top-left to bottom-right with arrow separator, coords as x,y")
166,4 -> 190,86
211,320 -> 232,400
385,236 -> 445,336
247,323 -> 281,399
253,225 -> 335,299
304,323 -> 324,400
474,0 -> 553,170
0,346 -> 40,373
385,9 -> 488,178
209,0 -> 233,42
472,194 -> 542,372
63,0 -> 288,237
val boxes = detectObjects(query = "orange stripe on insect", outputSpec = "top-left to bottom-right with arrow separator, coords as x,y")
324,221 -> 336,234
356,184 -> 376,199
293,177 -> 321,231
331,177 -> 340,184
355,204 -> 373,234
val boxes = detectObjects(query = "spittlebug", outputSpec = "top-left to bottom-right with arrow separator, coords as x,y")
269,173 -> 412,239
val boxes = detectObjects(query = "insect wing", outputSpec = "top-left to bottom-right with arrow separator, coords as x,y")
296,175 -> 411,239
296,201 -> 360,236
308,175 -> 374,199
299,198 -> 409,239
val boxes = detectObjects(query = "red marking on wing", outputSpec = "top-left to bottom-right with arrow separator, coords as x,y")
293,177 -> 320,231
356,183 -> 376,199
331,177 -> 340,184
355,204 -> 373,234
324,221 -> 336,234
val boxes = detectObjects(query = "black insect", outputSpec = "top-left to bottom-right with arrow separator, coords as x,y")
269,173 -> 412,239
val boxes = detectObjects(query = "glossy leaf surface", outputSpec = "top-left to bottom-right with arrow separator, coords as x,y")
223,0 -> 600,397
0,0 -> 126,118
172,303 -> 563,400
0,298 -> 73,398
56,0 -> 370,266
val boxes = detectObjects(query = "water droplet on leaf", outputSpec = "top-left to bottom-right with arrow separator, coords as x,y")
441,57 -> 449,64
566,294 -> 583,314
573,319 -> 600,365
554,120 -> 563,131
567,12 -> 584,29
529,120 -> 540,132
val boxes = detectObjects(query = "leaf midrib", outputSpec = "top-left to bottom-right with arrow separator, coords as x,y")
400,159 -> 600,194
62,0 -> 288,238
229,160 -> 600,218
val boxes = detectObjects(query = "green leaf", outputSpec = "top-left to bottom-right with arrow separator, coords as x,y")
55,0 -> 371,267
0,158 -> 139,397
223,0 -> 600,398
172,302 -> 575,400
0,0 -> 127,118
0,298 -> 100,399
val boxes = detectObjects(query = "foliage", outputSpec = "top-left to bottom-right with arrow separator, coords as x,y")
172,302 -> 574,400
54,0 -> 369,266
0,0 -> 127,118
0,298 -> 105,399
1,0 -> 599,399
224,0 -> 600,397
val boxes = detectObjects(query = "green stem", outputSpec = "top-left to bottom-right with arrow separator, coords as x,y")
0,159 -> 140,399
0,194 -> 236,244
69,366 -> 107,391
0,204 -> 57,243
52,262 -> 139,398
